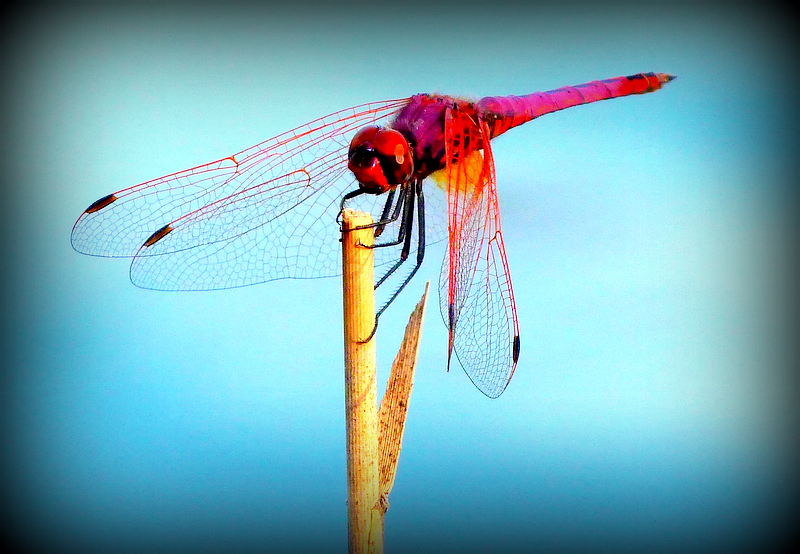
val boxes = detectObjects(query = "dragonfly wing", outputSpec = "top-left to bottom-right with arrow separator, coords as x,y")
71,99 -> 409,259
71,99 -> 411,290
439,110 -> 520,398
129,156 -> 434,291
130,161 -> 344,289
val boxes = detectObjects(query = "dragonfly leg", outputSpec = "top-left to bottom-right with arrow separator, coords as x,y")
374,188 -> 397,238
339,186 -> 408,238
356,179 -> 426,344
375,178 -> 426,319
369,185 -> 408,245
339,188 -> 367,211
337,189 -> 367,228
355,185 -> 414,346
374,182 -> 417,289
370,184 -> 412,249
357,315 -> 380,345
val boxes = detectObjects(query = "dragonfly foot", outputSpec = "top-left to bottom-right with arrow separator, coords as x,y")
357,315 -> 379,344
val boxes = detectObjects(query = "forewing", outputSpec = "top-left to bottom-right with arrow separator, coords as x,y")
439,111 -> 520,398
71,99 -> 409,259
71,99 -> 411,290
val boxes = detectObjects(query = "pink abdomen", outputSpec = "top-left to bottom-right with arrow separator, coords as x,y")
477,72 -> 674,138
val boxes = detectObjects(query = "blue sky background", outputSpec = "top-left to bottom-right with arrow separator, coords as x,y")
3,2 -> 797,551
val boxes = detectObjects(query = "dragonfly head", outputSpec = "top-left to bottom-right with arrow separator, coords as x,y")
348,126 -> 413,194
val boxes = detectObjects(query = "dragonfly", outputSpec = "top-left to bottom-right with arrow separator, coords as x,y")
72,72 -> 674,398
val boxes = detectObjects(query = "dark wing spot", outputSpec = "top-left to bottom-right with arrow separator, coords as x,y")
143,224 -> 173,247
85,193 -> 117,214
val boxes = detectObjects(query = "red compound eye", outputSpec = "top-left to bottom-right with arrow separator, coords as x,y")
348,126 -> 413,193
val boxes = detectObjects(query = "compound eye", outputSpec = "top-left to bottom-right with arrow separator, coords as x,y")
348,126 -> 387,193
371,129 -> 413,185
348,126 -> 414,194
348,126 -> 381,156
348,143 -> 376,169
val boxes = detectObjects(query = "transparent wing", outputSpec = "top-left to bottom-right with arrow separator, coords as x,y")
439,110 -> 520,398
71,99 -> 412,290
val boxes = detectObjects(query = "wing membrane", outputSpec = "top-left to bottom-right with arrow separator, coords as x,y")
71,99 -> 416,290
439,110 -> 520,398
71,99 -> 410,259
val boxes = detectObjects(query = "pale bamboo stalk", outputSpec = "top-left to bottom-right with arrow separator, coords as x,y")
341,209 -> 383,554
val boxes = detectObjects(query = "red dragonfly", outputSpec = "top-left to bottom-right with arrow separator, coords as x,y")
72,72 -> 674,398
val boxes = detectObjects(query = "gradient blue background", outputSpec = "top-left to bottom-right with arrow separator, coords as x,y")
3,2 -> 797,551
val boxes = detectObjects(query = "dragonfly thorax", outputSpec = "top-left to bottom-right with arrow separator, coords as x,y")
347,126 -> 414,194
